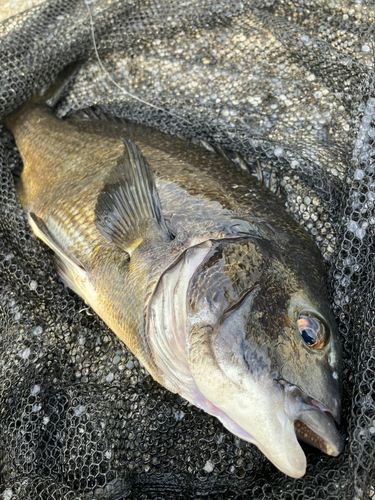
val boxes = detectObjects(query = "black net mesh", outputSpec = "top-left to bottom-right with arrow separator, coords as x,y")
0,0 -> 374,498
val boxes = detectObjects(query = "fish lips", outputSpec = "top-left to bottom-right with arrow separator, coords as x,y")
281,380 -> 344,457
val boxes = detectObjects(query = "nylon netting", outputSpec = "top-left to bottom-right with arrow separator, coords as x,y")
0,0 -> 374,498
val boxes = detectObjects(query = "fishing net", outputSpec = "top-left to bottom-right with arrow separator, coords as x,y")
0,0 -> 374,498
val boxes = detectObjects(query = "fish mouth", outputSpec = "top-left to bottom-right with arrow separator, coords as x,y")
280,380 -> 344,457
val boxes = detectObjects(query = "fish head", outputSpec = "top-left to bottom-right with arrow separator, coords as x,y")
186,237 -> 343,478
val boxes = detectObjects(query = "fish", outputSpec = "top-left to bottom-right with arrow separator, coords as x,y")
5,65 -> 343,478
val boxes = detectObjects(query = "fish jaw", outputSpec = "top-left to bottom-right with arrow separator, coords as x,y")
188,323 -> 308,478
188,324 -> 344,477
282,381 -> 344,457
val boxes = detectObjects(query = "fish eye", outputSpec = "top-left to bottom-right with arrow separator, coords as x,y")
297,314 -> 328,349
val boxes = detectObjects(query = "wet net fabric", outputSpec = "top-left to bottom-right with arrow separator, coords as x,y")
0,0 -> 374,498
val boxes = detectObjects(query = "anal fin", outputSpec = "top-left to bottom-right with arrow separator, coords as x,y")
95,138 -> 172,256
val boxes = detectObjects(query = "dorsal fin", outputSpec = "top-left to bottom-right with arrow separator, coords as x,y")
95,138 -> 171,255
67,106 -> 130,126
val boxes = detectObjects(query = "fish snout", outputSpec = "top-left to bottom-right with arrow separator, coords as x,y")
282,380 -> 344,457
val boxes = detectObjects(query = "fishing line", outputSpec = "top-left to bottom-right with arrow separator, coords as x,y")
83,0 -> 191,125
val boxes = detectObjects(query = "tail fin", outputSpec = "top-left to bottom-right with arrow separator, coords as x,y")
5,61 -> 83,130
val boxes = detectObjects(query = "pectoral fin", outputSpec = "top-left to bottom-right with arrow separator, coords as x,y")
95,138 -> 171,256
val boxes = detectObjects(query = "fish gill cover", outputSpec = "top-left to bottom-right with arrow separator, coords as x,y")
0,0 -> 374,498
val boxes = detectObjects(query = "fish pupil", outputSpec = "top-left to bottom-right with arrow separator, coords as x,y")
300,328 -> 316,346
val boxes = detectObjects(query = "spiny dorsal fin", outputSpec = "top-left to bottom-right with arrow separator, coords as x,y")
67,106 -> 129,126
95,138 -> 171,255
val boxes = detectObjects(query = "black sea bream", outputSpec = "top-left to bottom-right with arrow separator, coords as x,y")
6,71 -> 343,477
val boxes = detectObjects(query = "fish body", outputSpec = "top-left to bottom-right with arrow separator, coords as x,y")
6,84 -> 343,477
